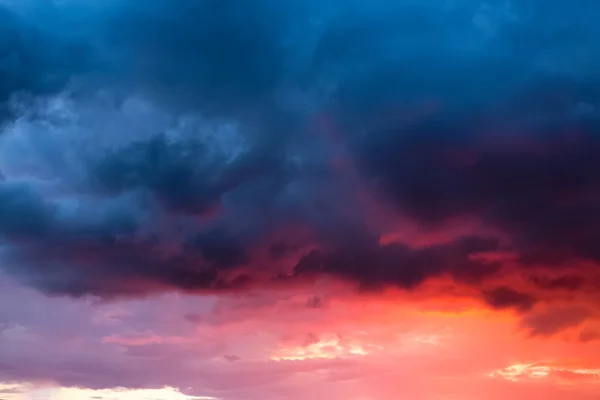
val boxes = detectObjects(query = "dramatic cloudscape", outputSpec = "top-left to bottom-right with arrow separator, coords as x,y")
1,1 -> 600,399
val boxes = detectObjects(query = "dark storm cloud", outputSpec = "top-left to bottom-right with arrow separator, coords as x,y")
98,0 -> 297,113
355,111 -> 600,267
530,276 -> 586,292
91,134 -> 235,215
482,287 -> 538,312
0,6 -> 94,117
1,1 -> 600,298
295,236 -> 501,290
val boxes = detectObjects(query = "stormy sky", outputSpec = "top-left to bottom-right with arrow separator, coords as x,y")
1,1 -> 600,399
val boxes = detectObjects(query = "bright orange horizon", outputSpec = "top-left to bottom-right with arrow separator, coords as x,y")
1,275 -> 599,400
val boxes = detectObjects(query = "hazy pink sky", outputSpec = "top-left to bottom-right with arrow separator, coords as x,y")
2,272 -> 600,400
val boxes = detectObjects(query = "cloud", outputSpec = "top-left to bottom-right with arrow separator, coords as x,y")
521,306 -> 593,337
579,329 -> 600,343
0,5 -> 95,116
482,287 -> 538,312
0,0 -> 599,304
295,236 -> 501,289
530,275 -> 586,291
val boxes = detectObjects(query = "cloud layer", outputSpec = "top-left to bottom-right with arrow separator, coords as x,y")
0,0 -> 600,311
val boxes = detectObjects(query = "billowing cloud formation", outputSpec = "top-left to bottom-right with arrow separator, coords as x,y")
1,0 -> 600,305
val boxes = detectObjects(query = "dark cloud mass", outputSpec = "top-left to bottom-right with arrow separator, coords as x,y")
482,287 -> 538,312
1,0 -> 600,301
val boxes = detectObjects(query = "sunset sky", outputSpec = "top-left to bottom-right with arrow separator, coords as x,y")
1,1 -> 600,399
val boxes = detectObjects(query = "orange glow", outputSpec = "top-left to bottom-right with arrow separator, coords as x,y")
490,362 -> 600,383
271,333 -> 378,361
2,278 -> 600,399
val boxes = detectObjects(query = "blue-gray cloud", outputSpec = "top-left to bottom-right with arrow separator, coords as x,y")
0,1 -> 599,301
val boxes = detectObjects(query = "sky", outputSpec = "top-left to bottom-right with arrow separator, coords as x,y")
1,0 -> 600,399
